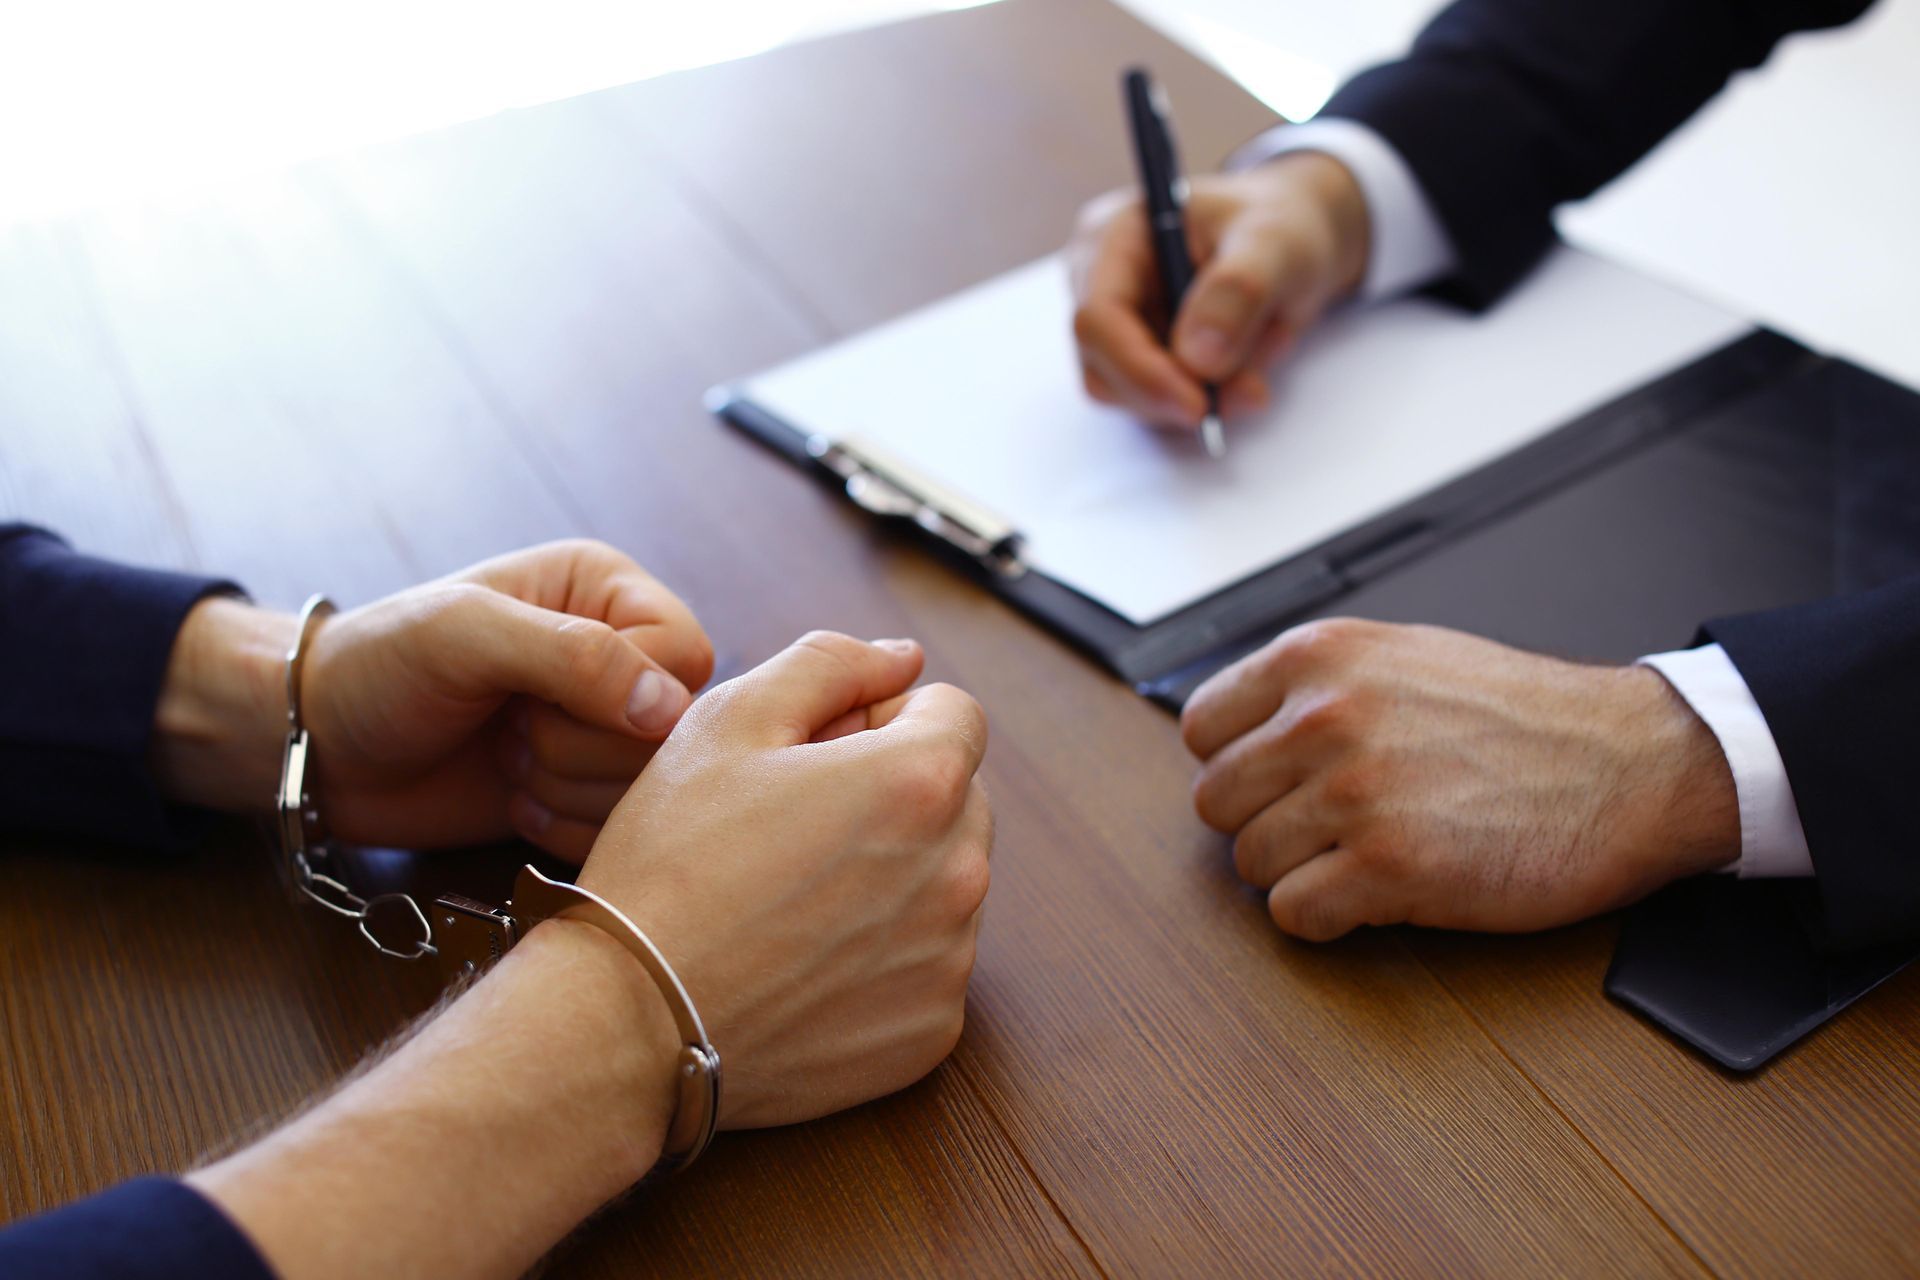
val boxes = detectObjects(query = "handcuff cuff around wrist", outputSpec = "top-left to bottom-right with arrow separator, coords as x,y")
273,593 -> 721,1175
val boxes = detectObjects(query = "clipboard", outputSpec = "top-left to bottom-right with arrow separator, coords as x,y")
710,324 -> 1813,700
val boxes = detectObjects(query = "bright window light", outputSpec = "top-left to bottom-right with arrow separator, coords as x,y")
0,0 -> 1002,226
1125,6 -> 1337,122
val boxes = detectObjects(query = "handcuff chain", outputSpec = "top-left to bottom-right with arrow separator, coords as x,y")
268,593 -> 719,1171
276,594 -> 438,963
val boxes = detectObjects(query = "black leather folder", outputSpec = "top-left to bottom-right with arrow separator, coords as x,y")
713,326 -> 1920,1072
1607,876 -> 1919,1072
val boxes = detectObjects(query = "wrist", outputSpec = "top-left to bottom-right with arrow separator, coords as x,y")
482,916 -> 683,1187
1258,150 -> 1370,300
1622,665 -> 1742,881
188,902 -> 686,1279
151,596 -> 299,811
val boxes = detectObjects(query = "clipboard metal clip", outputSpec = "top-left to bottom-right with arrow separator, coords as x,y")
807,433 -> 1027,578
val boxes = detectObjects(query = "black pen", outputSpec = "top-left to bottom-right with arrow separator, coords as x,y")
1122,66 -> 1225,460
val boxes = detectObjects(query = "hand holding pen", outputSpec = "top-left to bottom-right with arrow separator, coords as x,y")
1123,67 -> 1227,457
1067,68 -> 1372,450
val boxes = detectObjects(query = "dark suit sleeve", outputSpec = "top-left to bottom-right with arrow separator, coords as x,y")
0,524 -> 241,848
0,1178 -> 275,1279
1705,575 -> 1920,948
1317,0 -> 1876,305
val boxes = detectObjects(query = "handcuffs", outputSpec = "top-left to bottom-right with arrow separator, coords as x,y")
273,594 -> 721,1175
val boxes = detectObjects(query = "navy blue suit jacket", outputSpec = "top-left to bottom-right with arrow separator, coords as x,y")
1319,0 -> 1918,946
1322,0 -> 1877,307
0,525 -> 272,1278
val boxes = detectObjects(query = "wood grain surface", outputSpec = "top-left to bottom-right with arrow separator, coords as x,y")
2,0 -> 1915,1274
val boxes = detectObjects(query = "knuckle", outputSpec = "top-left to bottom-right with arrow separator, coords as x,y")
430,580 -> 493,623
548,535 -> 613,561
1247,633 -> 1305,688
934,1005 -> 968,1062
1204,266 -> 1270,316
1295,616 -> 1377,660
932,683 -> 987,749
794,628 -> 858,659
1071,303 -> 1108,347
1290,679 -> 1381,747
558,616 -> 625,687
893,747 -> 971,823
789,629 -> 863,686
1351,832 -> 1397,882
942,851 -> 992,919
1271,618 -> 1349,669
1289,694 -> 1355,746
1348,828 -> 1407,879
1318,760 -> 1379,814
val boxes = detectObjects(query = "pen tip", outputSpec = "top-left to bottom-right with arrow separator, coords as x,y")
1201,414 -> 1226,460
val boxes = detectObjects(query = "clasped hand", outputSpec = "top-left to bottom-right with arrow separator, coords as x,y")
157,538 -> 992,1131
300,539 -> 714,861
309,547 -> 996,1126
175,549 -> 992,1277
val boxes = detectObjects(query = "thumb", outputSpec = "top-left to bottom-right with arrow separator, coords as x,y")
1171,216 -> 1295,382
445,587 -> 691,740
716,631 -> 924,745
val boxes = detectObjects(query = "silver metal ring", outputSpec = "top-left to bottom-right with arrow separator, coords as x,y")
358,893 -> 438,962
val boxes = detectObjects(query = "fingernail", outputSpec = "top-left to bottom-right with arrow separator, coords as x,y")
874,638 -> 918,655
626,668 -> 690,735
510,794 -> 552,837
1180,325 -> 1231,370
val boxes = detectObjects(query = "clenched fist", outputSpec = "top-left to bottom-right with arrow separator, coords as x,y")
1181,619 -> 1740,940
152,539 -> 713,862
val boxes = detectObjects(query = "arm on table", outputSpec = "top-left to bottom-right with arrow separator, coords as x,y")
2,533 -> 991,1276
182,630 -> 993,1278
0,523 -> 241,848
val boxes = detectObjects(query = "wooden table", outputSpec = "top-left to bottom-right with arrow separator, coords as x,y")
3,1 -> 1917,1274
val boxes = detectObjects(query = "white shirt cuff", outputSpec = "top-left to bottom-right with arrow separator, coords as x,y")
1639,644 -> 1814,878
1227,118 -> 1457,302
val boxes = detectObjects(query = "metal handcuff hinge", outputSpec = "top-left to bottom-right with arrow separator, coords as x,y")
273,594 -> 721,1173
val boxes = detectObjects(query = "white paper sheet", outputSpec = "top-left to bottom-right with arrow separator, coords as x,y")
739,247 -> 1749,625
